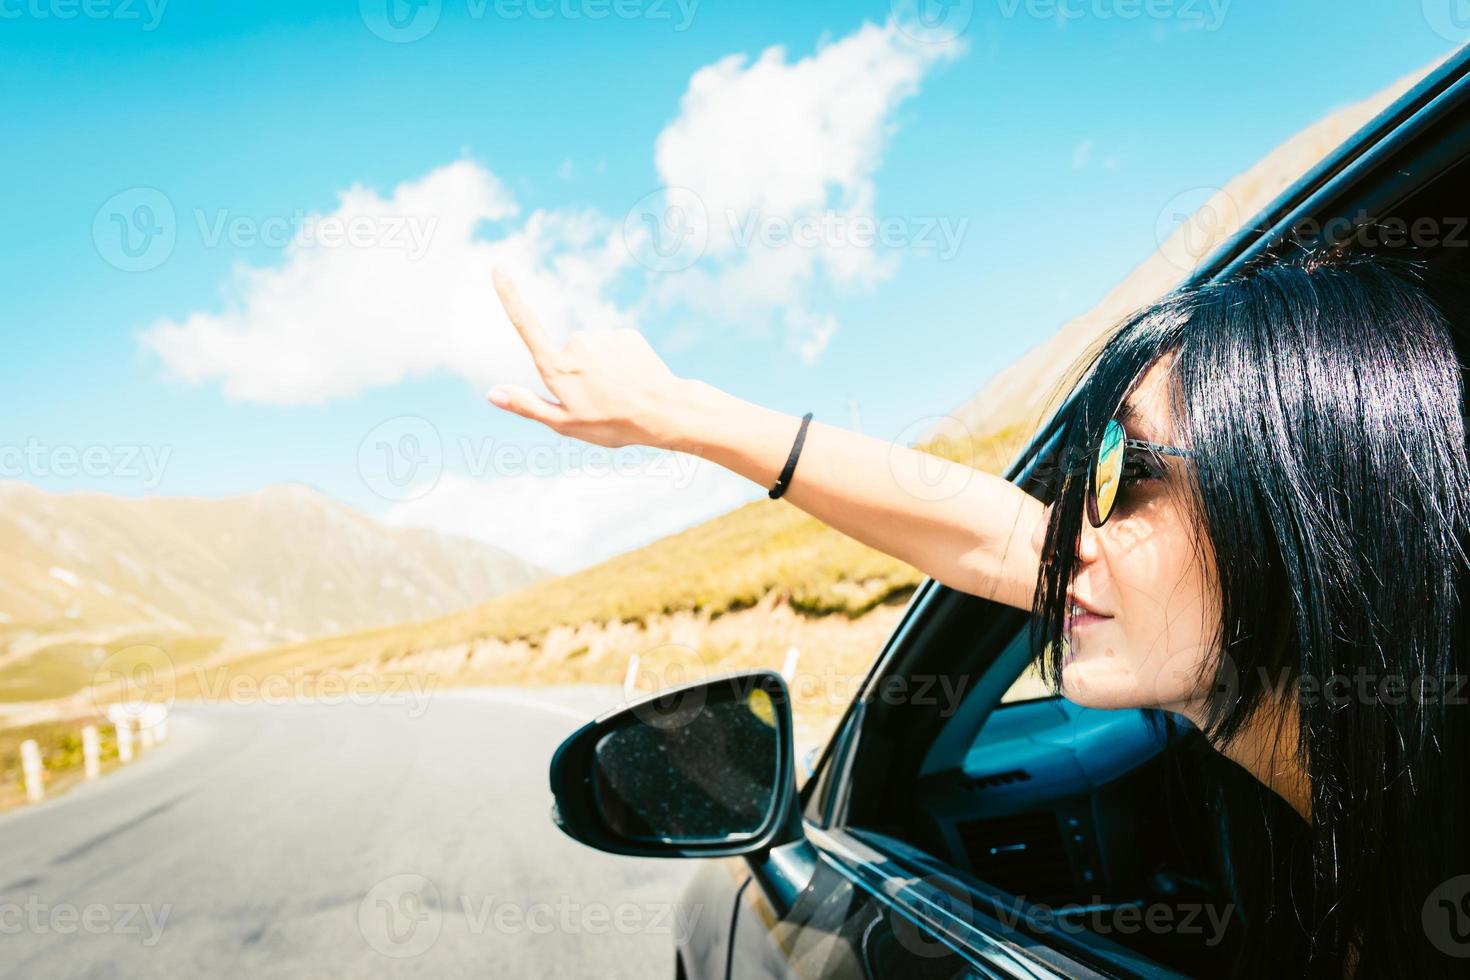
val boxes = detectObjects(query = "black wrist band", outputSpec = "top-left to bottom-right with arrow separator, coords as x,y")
768,412 -> 813,500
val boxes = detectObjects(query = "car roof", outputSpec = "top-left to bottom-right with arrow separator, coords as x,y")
1192,42 -> 1470,286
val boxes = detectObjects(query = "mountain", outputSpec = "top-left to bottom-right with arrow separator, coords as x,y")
0,481 -> 544,663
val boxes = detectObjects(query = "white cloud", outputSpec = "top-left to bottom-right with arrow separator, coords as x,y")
383,457 -> 759,573
646,19 -> 962,337
143,160 -> 633,404
655,21 -> 959,249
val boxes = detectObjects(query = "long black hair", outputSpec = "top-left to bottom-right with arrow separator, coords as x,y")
1030,254 -> 1470,977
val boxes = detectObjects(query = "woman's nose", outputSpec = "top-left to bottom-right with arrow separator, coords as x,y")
1076,513 -> 1102,563
1032,503 -> 1103,564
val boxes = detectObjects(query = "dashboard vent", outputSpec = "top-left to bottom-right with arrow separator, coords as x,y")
956,810 -> 1073,902
970,768 -> 1030,790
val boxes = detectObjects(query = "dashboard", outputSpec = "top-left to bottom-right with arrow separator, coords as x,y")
917,699 -> 1177,903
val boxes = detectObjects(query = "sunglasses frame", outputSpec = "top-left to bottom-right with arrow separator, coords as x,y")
1086,417 -> 1196,528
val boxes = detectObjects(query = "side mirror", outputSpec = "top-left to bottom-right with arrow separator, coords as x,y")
548,670 -> 803,858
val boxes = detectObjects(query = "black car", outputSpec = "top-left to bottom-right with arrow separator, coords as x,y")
547,45 -> 1470,980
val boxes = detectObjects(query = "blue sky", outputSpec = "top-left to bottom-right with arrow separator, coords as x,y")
2,1 -> 1463,570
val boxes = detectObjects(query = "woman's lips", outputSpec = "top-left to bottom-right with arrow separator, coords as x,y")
1065,592 -> 1111,634
1065,611 -> 1110,632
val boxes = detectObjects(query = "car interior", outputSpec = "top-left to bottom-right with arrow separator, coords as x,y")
802,79 -> 1470,979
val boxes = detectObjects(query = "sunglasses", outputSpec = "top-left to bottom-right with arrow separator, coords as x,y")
1086,418 -> 1196,527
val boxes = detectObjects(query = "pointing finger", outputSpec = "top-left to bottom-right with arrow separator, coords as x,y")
493,268 -> 561,377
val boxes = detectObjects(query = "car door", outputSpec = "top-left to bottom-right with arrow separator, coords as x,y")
724,585 -> 1156,980
726,839 -> 1016,980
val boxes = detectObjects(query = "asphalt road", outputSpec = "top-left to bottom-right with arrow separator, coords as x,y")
0,688 -> 700,979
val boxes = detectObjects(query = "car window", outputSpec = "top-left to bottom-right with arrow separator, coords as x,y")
999,664 -> 1050,704
835,606 -> 1240,978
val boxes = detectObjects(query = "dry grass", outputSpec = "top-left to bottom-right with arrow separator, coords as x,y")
0,632 -> 223,705
189,421 -> 1037,695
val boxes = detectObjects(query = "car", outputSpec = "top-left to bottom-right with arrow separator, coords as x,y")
546,43 -> 1470,980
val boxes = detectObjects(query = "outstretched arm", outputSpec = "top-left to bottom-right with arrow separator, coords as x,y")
488,270 -> 1045,611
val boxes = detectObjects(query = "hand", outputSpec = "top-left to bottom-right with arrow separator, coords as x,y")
488,269 -> 691,450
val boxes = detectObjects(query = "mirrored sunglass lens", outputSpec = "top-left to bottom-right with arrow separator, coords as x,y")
1092,420 -> 1125,524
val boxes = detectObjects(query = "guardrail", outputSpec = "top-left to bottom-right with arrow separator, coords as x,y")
16,703 -> 169,806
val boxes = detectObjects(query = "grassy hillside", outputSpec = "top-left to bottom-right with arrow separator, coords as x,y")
176,420 -> 1038,692
0,482 -> 546,700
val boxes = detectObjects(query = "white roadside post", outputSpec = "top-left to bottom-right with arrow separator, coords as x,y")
623,653 -> 641,699
19,739 -> 43,804
107,705 -> 134,764
781,646 -> 801,684
82,725 -> 100,779
138,717 -> 155,753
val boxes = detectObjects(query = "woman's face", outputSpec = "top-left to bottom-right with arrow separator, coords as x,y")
1036,355 -> 1224,719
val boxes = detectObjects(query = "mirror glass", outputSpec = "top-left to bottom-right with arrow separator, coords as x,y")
591,682 -> 782,844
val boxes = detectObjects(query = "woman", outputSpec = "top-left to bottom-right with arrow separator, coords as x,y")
487,255 -> 1470,977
